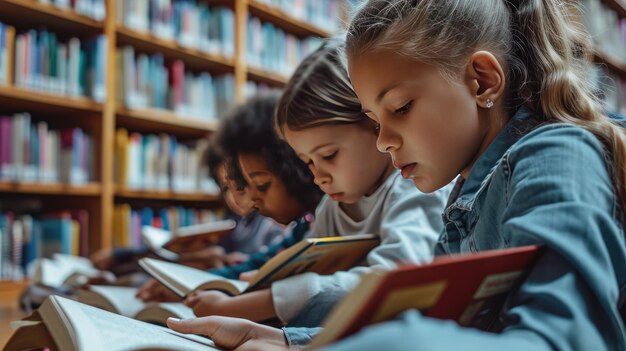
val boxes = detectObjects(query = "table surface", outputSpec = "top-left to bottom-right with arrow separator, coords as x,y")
0,281 -> 29,349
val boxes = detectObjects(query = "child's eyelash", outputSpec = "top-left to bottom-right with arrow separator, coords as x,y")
256,183 -> 271,192
394,101 -> 413,115
323,151 -> 337,161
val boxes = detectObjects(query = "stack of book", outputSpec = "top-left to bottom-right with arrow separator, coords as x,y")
116,46 -> 235,119
0,210 -> 89,280
0,113 -> 94,184
13,29 -> 108,102
112,204 -> 221,249
116,0 -> 235,58
0,21 -> 15,86
247,16 -> 323,77
114,128 -> 218,194
255,0 -> 343,32
38,0 -> 107,21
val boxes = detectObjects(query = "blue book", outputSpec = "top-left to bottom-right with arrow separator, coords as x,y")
41,215 -> 73,257
141,208 -> 154,227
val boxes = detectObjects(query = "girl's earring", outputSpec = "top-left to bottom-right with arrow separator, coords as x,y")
485,99 -> 494,109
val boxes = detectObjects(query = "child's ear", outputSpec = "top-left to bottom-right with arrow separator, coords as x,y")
465,51 -> 506,109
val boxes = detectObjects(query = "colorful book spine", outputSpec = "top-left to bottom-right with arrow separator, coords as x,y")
254,0 -> 343,32
12,29 -> 107,101
112,204 -> 221,249
116,46 -> 235,119
0,22 -> 16,86
39,0 -> 106,21
115,128 -> 218,194
247,16 -> 323,77
0,114 -> 92,184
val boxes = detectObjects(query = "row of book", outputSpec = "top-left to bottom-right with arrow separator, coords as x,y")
12,28 -> 108,102
582,0 -> 626,64
245,80 -> 282,98
0,113 -> 94,184
0,22 -> 14,86
247,17 -> 323,77
112,204 -> 222,248
0,210 -> 89,280
38,0 -> 106,21
254,0 -> 343,32
115,128 -> 218,194
592,66 -> 626,115
117,1 -> 235,58
116,46 -> 235,120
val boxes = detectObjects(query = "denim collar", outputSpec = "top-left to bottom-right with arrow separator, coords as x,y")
451,106 -> 542,209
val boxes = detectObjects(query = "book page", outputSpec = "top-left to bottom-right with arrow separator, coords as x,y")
47,296 -> 220,351
86,285 -> 146,318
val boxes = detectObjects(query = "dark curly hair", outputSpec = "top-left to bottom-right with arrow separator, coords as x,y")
215,93 -> 323,213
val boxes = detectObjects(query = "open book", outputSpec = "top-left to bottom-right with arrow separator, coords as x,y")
74,285 -> 195,325
141,219 -> 236,257
310,245 -> 543,348
3,295 -> 220,351
139,234 -> 380,297
32,253 -> 102,288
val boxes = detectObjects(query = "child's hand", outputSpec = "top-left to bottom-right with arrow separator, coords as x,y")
135,278 -> 180,302
90,248 -> 115,270
184,289 -> 277,322
184,290 -> 230,317
167,316 -> 289,351
238,270 -> 258,282
225,252 -> 249,266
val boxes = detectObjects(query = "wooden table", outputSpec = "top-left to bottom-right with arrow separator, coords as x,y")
0,281 -> 28,348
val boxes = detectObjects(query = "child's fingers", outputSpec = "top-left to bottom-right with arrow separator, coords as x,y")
167,317 -> 219,337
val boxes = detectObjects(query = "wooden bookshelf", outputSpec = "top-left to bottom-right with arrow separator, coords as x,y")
0,182 -> 102,196
0,0 -> 340,261
116,106 -> 217,137
0,86 -> 103,114
0,0 -> 103,35
248,0 -> 331,38
0,280 -> 28,348
594,49 -> 626,79
600,0 -> 626,19
247,66 -> 291,86
115,188 -> 220,202
116,26 -> 236,73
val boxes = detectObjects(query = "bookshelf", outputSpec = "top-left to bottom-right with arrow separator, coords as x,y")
0,0 -> 341,280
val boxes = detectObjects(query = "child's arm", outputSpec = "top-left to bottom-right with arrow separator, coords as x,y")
167,315 -> 289,351
270,179 -> 449,325
184,289 -> 277,322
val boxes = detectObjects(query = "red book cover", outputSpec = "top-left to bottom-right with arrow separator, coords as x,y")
312,245 -> 543,348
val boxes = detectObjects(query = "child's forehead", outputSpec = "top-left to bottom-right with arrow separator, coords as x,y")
238,153 -> 274,174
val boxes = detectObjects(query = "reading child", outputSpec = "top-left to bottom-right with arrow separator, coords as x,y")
137,94 -> 323,302
182,41 -> 451,326
169,0 -> 626,349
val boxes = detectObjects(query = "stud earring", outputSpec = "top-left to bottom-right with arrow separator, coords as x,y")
485,99 -> 494,109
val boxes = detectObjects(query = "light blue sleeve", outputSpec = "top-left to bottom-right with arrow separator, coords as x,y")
320,126 -> 626,351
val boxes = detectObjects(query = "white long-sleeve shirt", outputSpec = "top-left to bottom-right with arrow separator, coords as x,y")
271,170 -> 453,324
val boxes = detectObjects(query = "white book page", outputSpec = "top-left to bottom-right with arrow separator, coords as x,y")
47,296 -> 219,351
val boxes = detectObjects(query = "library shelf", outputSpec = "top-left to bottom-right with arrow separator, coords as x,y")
246,66 -> 290,86
594,49 -> 626,79
0,86 -> 103,114
0,0 -> 103,35
247,0 -> 331,38
116,26 -> 236,73
0,182 -> 102,196
116,106 -> 218,137
115,188 -> 220,202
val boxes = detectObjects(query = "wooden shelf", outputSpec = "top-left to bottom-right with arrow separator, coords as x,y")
0,86 -> 103,114
0,0 -> 103,35
116,26 -> 236,73
116,106 -> 217,137
247,66 -> 290,86
248,0 -> 331,38
115,188 -> 220,202
600,0 -> 626,19
0,182 -> 102,196
594,49 -> 626,79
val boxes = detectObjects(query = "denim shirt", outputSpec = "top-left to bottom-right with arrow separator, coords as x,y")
290,107 -> 626,350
